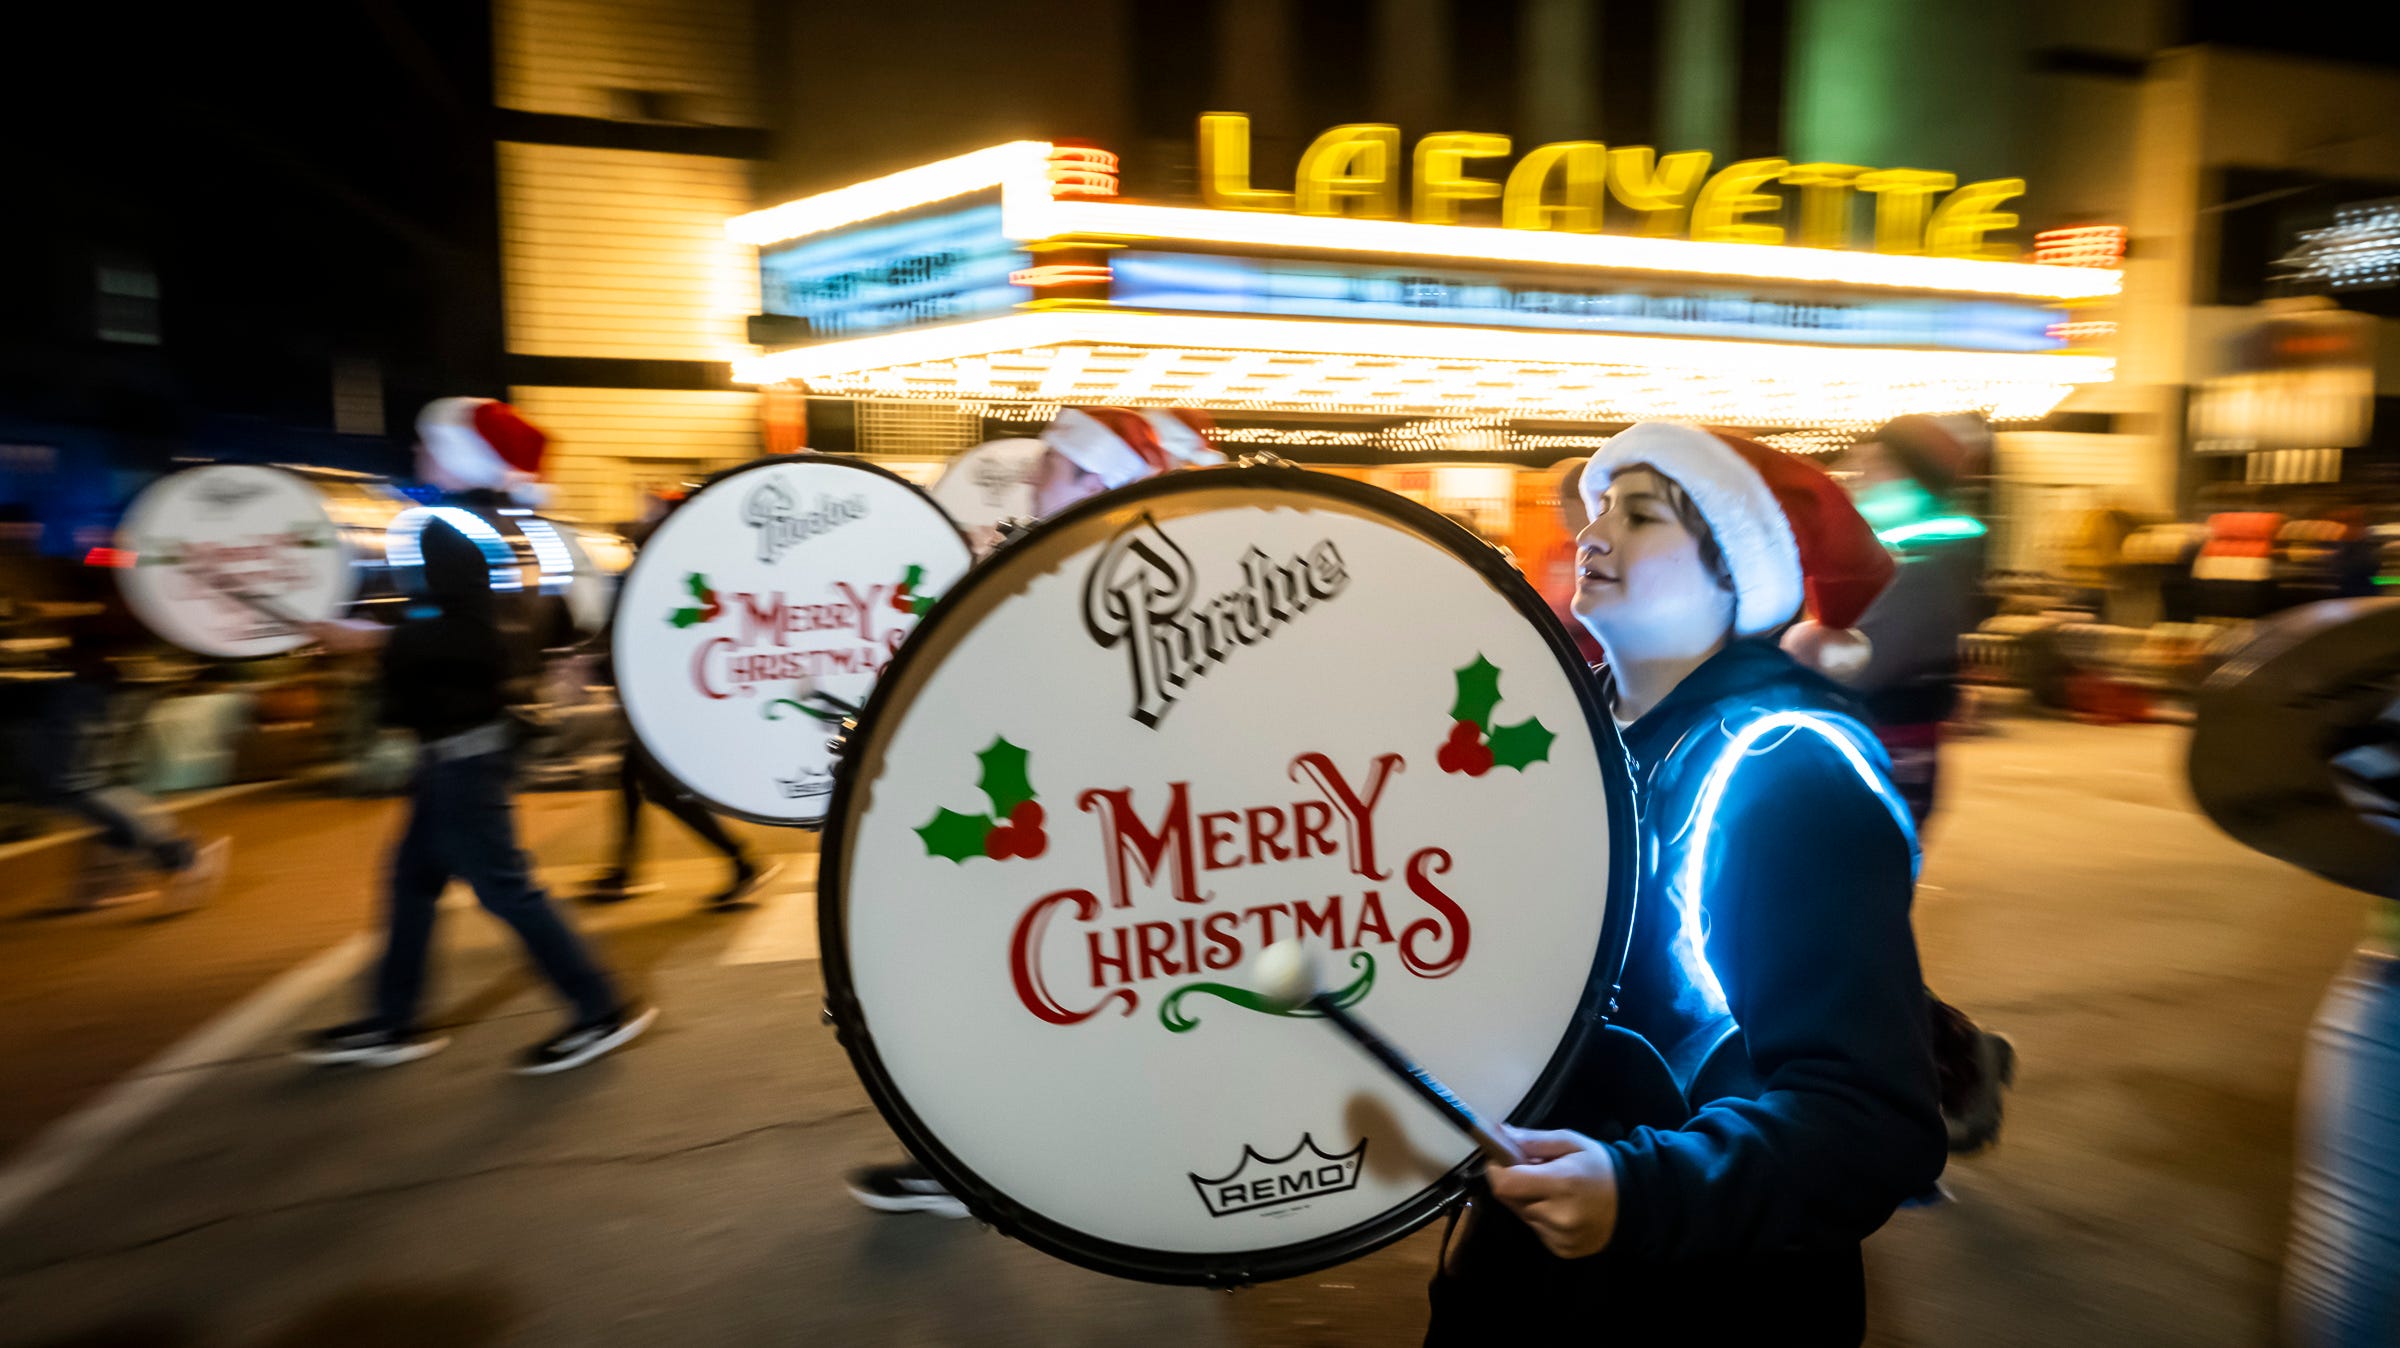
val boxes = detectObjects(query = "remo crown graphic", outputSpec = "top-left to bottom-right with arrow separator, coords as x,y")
612,455 -> 972,827
818,464 -> 1636,1284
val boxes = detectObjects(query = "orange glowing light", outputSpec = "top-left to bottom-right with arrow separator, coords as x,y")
1048,146 -> 1119,198
2032,225 -> 2126,268
1009,264 -> 1113,287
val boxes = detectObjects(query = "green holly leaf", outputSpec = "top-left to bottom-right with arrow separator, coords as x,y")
898,563 -> 925,593
917,808 -> 996,862
1488,716 -> 1556,771
1449,655 -> 1503,732
669,607 -> 703,629
910,591 -> 939,616
976,735 -> 1036,816
687,571 -> 713,604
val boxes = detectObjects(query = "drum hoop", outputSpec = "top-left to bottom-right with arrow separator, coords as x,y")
610,453 -> 972,828
815,462 -> 1639,1286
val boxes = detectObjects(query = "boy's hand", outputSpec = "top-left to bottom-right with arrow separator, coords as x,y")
1483,1126 -> 1620,1259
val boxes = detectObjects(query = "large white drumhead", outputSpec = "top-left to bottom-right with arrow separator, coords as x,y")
613,457 -> 971,825
115,465 -> 355,659
825,468 -> 1629,1283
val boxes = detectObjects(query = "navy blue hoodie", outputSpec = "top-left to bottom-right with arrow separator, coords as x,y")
1429,640 -> 1946,1345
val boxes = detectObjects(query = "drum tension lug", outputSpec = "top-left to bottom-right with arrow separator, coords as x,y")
823,716 -> 856,762
990,516 -> 1034,550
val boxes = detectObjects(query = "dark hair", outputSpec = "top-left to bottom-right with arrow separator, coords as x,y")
1611,462 -> 1734,591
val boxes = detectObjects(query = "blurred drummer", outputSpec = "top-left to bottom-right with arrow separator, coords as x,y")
579,489 -> 776,909
1026,405 -> 1225,517
295,399 -> 655,1074
1426,424 -> 1944,1342
844,404 -> 1219,1218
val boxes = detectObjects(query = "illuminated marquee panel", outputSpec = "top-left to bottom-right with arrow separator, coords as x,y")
1107,251 -> 2066,352
756,199 -> 1026,340
732,311 -> 2107,428
727,142 -> 2122,303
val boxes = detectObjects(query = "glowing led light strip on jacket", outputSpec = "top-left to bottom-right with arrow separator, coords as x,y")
1670,712 -> 1921,1019
727,143 -> 2120,301
386,506 -> 536,593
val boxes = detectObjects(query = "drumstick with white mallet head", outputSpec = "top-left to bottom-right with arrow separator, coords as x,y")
1254,939 -> 1529,1167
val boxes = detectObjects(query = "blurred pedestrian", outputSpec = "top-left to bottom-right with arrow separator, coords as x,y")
579,491 -> 777,908
295,400 -> 653,1073
1842,414 -> 2016,1155
0,505 -> 228,913
1846,414 -> 1991,823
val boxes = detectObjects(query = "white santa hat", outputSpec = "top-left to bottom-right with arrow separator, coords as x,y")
416,398 -> 549,491
1040,406 -> 1224,488
1583,422 -> 1896,680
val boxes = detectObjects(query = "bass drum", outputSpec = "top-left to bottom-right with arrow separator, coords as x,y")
2189,597 -> 2400,897
819,464 -> 1635,1285
612,455 -> 973,827
114,464 -> 358,658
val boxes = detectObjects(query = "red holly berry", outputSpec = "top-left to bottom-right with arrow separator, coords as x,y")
890,587 -> 915,614
1447,719 -> 1482,749
983,824 -> 1015,860
1437,742 -> 1462,774
1011,799 -> 1044,829
1463,742 -> 1494,777
1015,824 -> 1047,859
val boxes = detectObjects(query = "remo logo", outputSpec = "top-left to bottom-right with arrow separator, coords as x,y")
613,459 -> 970,826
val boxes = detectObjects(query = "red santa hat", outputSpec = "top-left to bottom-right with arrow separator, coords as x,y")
1582,422 -> 1896,680
417,398 -> 549,491
1870,413 -> 1992,499
1041,406 -> 1225,488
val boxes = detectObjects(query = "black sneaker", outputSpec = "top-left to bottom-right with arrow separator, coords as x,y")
1945,1030 -> 2018,1155
295,1019 -> 448,1068
513,1004 -> 657,1075
845,1160 -> 968,1218
704,860 -> 782,909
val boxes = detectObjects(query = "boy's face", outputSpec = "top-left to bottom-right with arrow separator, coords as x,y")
1031,449 -> 1109,518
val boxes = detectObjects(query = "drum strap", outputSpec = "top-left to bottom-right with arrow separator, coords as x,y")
421,719 -> 515,762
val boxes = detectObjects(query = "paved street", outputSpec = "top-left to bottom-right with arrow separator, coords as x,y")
0,718 -> 2373,1346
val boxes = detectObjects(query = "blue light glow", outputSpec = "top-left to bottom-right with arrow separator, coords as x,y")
512,516 -> 577,594
1108,252 -> 2066,353
757,202 -> 1027,341
1669,711 -> 1922,1019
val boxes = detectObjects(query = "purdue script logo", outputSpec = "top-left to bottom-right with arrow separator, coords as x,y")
1190,1135 -> 1367,1218
196,478 -> 271,511
1081,512 -> 1348,727
743,477 -> 870,564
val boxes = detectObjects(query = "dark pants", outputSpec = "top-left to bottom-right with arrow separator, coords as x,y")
614,747 -> 744,874
0,681 -> 192,872
375,748 -> 618,1030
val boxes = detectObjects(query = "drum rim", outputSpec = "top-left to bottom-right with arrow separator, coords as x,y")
611,453 -> 971,828
116,463 -> 359,662
816,462 -> 1639,1286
